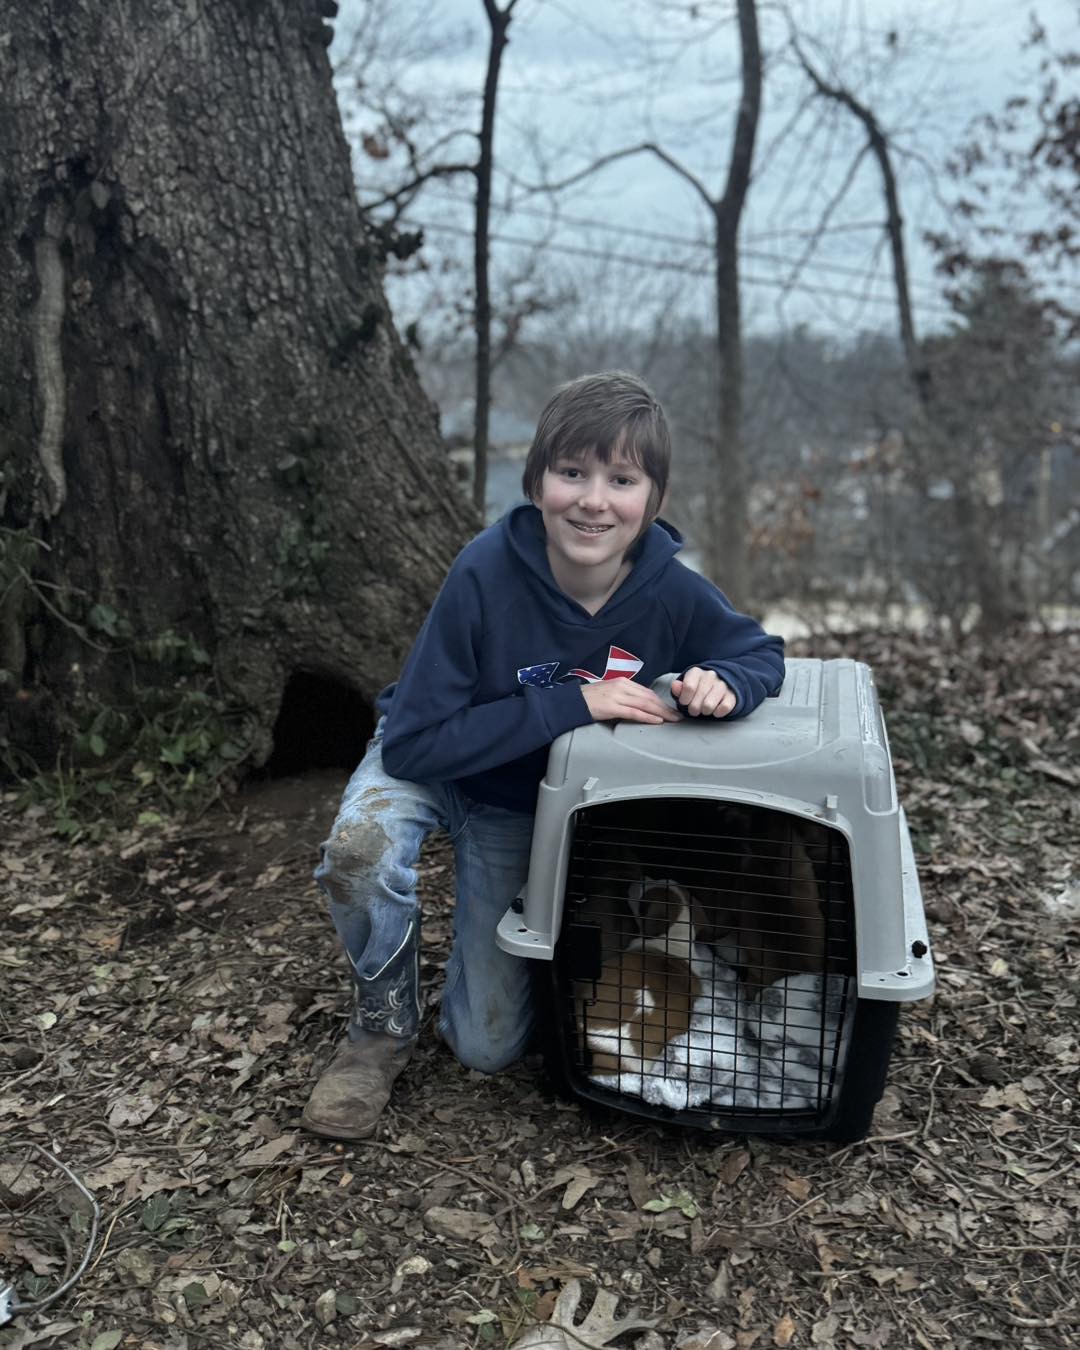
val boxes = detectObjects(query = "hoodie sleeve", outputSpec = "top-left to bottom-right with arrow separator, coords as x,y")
670,569 -> 785,719
379,559 -> 592,784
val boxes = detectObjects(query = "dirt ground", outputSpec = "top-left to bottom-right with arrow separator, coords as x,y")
1,629 -> 1078,1350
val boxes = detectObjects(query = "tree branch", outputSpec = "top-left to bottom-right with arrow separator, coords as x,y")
779,142 -> 871,296
472,0 -> 518,512
718,0 -> 763,225
361,160 -> 476,215
516,142 -> 717,214
790,32 -> 926,399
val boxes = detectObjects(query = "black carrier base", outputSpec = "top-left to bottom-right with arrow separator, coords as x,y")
542,798 -> 899,1142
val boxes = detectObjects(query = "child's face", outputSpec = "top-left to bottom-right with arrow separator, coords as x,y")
533,447 -> 655,578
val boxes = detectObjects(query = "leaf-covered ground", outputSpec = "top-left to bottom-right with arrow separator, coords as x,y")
2,629 -> 1078,1350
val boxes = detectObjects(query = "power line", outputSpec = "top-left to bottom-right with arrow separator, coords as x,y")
393,183 -> 948,298
425,182 -> 889,248
403,216 -> 959,319
446,193 -> 882,251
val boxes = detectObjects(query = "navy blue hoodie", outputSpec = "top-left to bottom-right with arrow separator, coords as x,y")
377,504 -> 784,812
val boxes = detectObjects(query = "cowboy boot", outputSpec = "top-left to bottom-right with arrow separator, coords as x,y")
301,923 -> 421,1139
300,1029 -> 414,1139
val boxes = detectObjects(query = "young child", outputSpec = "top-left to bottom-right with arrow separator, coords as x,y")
301,371 -> 784,1139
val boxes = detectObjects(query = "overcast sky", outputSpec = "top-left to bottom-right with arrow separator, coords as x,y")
331,0 -> 1079,342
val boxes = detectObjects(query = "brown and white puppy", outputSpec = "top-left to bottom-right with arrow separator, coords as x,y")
579,879 -> 705,1077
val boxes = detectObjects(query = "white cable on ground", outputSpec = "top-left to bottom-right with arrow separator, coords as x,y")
0,1144 -> 99,1326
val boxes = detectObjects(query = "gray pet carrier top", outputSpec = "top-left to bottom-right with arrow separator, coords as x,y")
496,658 -> 934,1138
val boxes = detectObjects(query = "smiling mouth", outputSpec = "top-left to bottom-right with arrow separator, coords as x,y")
569,521 -> 613,535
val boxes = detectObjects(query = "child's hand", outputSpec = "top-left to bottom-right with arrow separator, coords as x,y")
582,679 -> 682,725
671,668 -> 738,718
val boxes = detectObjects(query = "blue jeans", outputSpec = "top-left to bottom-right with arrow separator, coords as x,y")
314,722 -> 537,1073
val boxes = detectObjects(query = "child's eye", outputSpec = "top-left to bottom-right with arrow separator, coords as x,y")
613,475 -> 637,487
558,466 -> 582,479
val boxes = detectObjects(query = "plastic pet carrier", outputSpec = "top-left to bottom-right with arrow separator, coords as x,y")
496,659 -> 934,1141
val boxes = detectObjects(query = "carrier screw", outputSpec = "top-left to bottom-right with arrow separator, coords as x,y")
511,897 -> 524,914
911,940 -> 928,958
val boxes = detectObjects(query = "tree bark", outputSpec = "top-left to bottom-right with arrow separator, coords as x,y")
473,0 -> 516,515
710,0 -> 762,601
0,0 -> 477,766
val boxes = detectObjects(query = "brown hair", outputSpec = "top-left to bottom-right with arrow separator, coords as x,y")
521,371 -> 671,521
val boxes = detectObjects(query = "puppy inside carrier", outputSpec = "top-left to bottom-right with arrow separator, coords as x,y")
496,658 -> 934,1142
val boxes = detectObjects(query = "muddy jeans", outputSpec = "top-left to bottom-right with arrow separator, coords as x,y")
314,721 -> 537,1073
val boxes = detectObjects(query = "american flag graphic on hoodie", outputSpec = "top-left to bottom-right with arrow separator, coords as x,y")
517,646 -> 644,688
568,645 -> 644,684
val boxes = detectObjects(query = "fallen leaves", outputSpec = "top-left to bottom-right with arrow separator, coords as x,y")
9,1236 -> 61,1276
140,1194 -> 172,1232
773,1314 -> 797,1347
977,1081 -> 1033,1111
253,862 -> 285,890
509,1278 -> 655,1348
236,1133 -> 297,1169
624,1156 -> 653,1209
114,1247 -> 157,1286
314,1289 -> 337,1327
248,1000 -> 295,1055
422,1206 -> 496,1242
89,1332 -> 124,1350
642,1190 -> 700,1219
554,1164 -> 601,1210
715,1149 -> 751,1188
0,1162 -> 45,1201
1,630 -> 1078,1348
675,1331 -> 737,1350
778,1173 -> 812,1203
106,1091 -> 159,1129
866,1267 -> 919,1291
390,1254 -> 433,1293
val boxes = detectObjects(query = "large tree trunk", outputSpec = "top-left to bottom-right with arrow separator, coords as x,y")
0,0 -> 477,769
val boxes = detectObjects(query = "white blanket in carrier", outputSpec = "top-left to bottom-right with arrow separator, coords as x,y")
587,950 -> 851,1112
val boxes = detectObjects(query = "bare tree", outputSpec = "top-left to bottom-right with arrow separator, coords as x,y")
520,0 -> 763,597
924,11 -> 1079,332
789,35 -> 930,407
787,30 -> 1071,632
340,0 -> 520,513
472,0 -> 518,513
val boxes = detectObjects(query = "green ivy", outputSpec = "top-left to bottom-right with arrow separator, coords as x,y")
12,675 -> 259,841
271,446 -> 333,598
3,557 -> 258,838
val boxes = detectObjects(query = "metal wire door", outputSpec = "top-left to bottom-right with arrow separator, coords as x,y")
551,798 -> 858,1132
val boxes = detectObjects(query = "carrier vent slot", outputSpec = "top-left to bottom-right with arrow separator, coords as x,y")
552,798 -> 856,1130
774,661 -> 821,708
